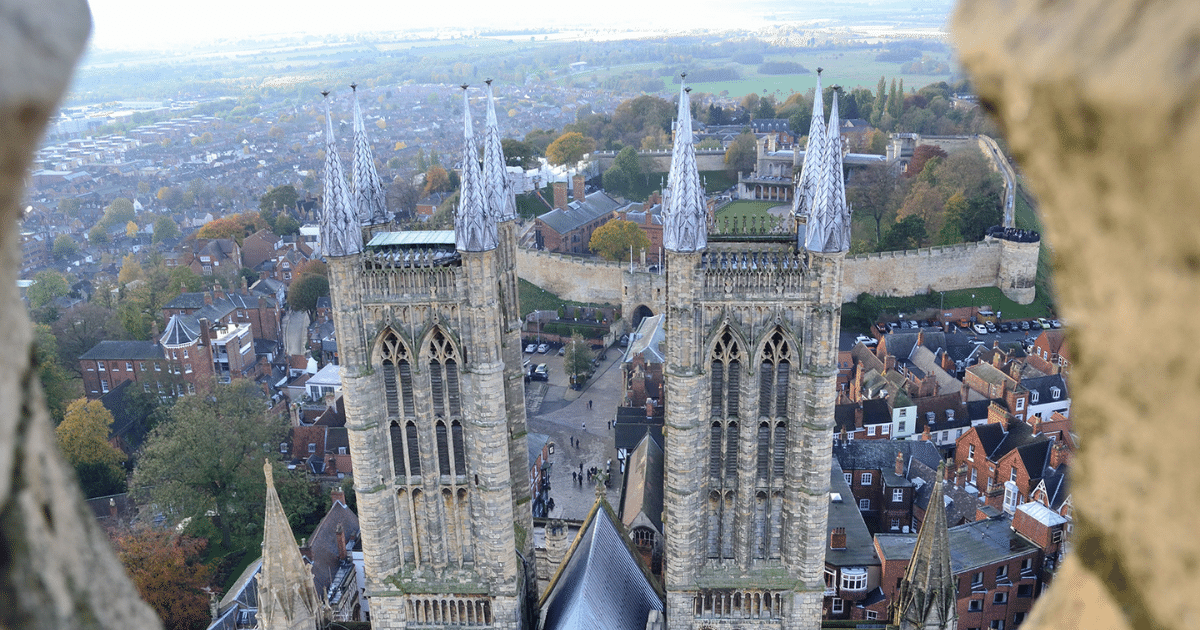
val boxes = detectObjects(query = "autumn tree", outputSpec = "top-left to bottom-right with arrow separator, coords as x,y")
724,131 -> 758,174
589,219 -> 651,262
287,273 -> 330,317
118,253 -> 144,285
196,212 -> 268,245
545,131 -> 595,166
157,186 -> 184,210
386,176 -> 421,220
132,380 -> 288,549
33,324 -> 81,424
100,197 -> 136,229
258,184 -> 299,216
273,213 -> 300,236
56,398 -> 126,497
294,260 -> 328,278
423,165 -> 453,197
501,138 -> 538,169
111,528 -> 214,630
906,144 -> 948,177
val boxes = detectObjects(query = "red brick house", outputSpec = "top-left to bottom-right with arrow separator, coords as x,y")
162,286 -> 282,343
954,415 -> 1072,516
1027,329 -> 1071,377
78,340 -> 171,398
533,178 -> 622,254
832,439 -> 943,534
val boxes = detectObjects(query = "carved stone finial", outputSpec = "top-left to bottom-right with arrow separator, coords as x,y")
817,67 -> 823,75
350,83 -> 357,91
485,78 -> 493,85
320,89 -> 330,98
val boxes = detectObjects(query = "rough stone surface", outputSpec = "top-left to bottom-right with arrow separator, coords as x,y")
0,1 -> 163,628
953,0 -> 1200,628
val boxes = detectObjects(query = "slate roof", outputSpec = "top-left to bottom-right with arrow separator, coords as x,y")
614,407 -> 664,451
619,433 -> 664,534
833,439 -> 943,476
528,432 -> 551,468
160,314 -> 201,347
537,191 -> 622,236
834,404 -> 858,434
876,515 -> 1040,574
305,500 -> 360,599
1022,373 -> 1068,402
79,340 -> 161,360
622,314 -> 665,364
827,459 -> 882,568
862,398 -> 891,426
539,501 -> 663,630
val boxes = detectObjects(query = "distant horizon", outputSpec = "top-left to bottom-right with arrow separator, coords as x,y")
85,0 -> 952,53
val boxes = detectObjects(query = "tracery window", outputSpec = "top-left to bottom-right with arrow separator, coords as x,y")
379,330 -> 415,417
758,329 -> 791,419
428,330 -> 462,417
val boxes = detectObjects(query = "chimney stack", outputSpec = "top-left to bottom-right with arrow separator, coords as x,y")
108,497 -> 118,520
335,524 -> 347,561
1031,415 -> 1042,435
150,319 -> 160,340
573,174 -> 585,201
921,425 -> 931,441
830,527 -> 847,550
199,317 -> 211,346
553,181 -> 568,210
895,451 -> 905,476
203,291 -> 213,306
331,485 -> 346,507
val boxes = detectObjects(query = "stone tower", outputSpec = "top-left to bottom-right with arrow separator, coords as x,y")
325,84 -> 534,629
891,463 -> 956,630
661,76 -> 846,630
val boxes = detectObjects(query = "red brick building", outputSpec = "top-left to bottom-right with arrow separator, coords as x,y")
533,178 -> 622,254
954,415 -> 1072,516
162,286 -> 282,343
1027,329 -> 1071,377
78,340 -> 173,398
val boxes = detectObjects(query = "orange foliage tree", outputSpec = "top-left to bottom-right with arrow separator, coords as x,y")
111,528 -> 214,630
195,212 -> 268,245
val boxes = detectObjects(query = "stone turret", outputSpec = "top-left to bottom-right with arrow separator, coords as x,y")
319,90 -> 362,258
455,85 -> 498,252
258,460 -> 324,630
351,83 -> 390,227
661,76 -> 707,253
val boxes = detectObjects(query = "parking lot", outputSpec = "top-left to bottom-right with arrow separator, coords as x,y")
877,317 -> 1061,347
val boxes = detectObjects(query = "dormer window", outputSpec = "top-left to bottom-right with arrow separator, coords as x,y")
1050,386 -> 1061,400
1031,390 -> 1040,404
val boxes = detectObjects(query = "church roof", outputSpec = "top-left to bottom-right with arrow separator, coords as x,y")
539,500 -> 663,630
618,432 -> 664,534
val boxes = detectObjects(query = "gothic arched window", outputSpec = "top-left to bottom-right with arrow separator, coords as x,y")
379,330 -> 414,417
758,329 -> 791,420
428,330 -> 461,418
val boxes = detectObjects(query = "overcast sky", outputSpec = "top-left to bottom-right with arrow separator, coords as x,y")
86,0 -> 779,51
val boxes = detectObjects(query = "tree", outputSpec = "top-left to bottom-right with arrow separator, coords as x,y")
52,234 -> 78,260
294,259 -> 328,278
196,212 -> 268,244
118,253 -> 144,285
847,164 -> 903,244
28,270 -> 69,310
33,324 -> 81,424
55,398 -> 126,497
272,213 -> 300,236
501,138 -> 538,169
386,176 -> 421,220
58,197 -> 81,217
424,165 -> 452,196
157,186 -> 184,210
906,145 -> 949,177
125,221 -> 138,238
287,273 -> 330,317
111,529 -> 214,630
724,131 -> 758,174
878,215 -> 928,251
589,219 -> 651,262
602,146 -> 643,199
132,380 -> 287,549
50,302 -> 121,376
545,131 -> 595,166
258,184 -> 299,215
101,197 -> 136,228
89,225 -> 110,245
152,215 -> 181,243
562,333 -> 593,389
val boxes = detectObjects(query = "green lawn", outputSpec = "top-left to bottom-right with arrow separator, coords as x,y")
620,169 -> 740,202
518,278 -> 615,319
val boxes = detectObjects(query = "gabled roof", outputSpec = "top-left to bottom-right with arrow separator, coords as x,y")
862,398 -> 892,425
877,515 -> 1040,575
306,499 -> 360,598
619,433 -> 664,534
622,314 -> 665,364
536,191 -> 623,236
827,459 -> 881,568
1022,373 -> 1069,402
833,439 -> 942,474
539,500 -> 663,630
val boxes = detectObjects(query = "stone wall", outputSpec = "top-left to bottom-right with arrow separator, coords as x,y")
591,149 -> 729,173
842,237 -> 1038,304
515,247 -> 625,304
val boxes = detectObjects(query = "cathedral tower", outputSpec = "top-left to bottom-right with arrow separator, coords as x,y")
661,75 -> 847,630
326,85 -> 533,630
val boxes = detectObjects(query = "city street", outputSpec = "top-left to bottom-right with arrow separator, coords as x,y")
525,343 -> 628,522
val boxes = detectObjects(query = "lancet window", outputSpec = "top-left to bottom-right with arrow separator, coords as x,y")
379,330 -> 414,417
428,330 -> 462,418
758,329 -> 791,420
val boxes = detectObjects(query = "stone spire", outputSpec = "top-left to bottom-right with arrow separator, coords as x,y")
794,67 -> 826,224
320,91 -> 362,257
350,84 -> 389,226
454,85 -> 498,252
892,462 -> 957,630
258,460 -> 322,630
804,83 -> 851,253
483,79 -> 516,223
662,75 -> 707,253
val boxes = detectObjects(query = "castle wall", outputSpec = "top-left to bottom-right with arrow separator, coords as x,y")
515,247 -> 624,304
842,241 -> 1003,302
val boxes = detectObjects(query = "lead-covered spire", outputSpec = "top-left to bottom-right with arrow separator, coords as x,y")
803,80 -> 851,253
794,67 -> 826,222
257,460 -> 322,630
662,76 -> 707,253
483,79 -> 516,223
454,85 -> 498,252
351,84 -> 390,226
892,462 -> 956,630
320,90 -> 362,257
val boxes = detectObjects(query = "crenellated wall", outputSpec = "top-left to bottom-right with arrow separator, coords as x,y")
515,247 -> 625,304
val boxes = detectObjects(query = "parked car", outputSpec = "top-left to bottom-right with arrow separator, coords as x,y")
557,346 -> 566,356
972,323 -> 988,335
985,321 -> 997,333
1036,317 -> 1051,329
1019,320 -> 1031,331
532,364 -> 549,381
537,343 -> 549,354
524,343 -> 537,354
1050,319 -> 1062,328
854,334 -> 877,346
999,322 -> 1011,332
